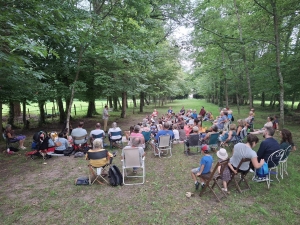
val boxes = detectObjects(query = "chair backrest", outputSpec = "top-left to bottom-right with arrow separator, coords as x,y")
142,131 -> 151,142
188,134 -> 200,146
282,145 -> 292,160
206,159 -> 229,181
72,135 -> 87,140
208,133 -> 219,145
235,158 -> 251,171
92,133 -> 103,139
87,150 -> 108,160
239,127 -> 248,140
123,147 -> 142,167
158,135 -> 171,148
111,131 -> 122,137
267,149 -> 285,168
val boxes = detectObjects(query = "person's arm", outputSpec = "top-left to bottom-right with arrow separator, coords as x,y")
251,157 -> 265,169
6,131 -> 12,139
228,162 -> 237,174
196,164 -> 205,176
225,131 -> 233,143
64,139 -> 69,149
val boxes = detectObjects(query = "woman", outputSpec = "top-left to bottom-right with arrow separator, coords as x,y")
236,119 -> 244,136
250,116 -> 274,135
4,124 -> 26,149
219,124 -> 237,146
128,125 -> 145,148
228,134 -> 264,174
280,129 -> 296,160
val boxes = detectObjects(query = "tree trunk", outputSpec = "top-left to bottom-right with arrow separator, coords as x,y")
145,96 -> 150,105
117,98 -> 122,110
0,101 -> 3,137
57,97 -> 65,124
113,96 -> 118,111
140,91 -> 144,113
261,92 -> 265,107
291,91 -> 295,110
132,95 -> 137,107
108,96 -> 113,109
14,101 -> 21,117
38,100 -> 46,126
234,0 -> 253,109
87,100 -> 96,117
297,102 -> 300,110
8,101 -> 14,127
236,93 -> 240,115
22,99 -> 28,129
121,92 -> 127,118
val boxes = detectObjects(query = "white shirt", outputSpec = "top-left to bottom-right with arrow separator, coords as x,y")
108,127 -> 122,140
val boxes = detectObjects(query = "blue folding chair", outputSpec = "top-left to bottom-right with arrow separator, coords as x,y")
208,133 -> 220,151
142,131 -> 152,150
92,133 -> 108,148
109,131 -> 123,149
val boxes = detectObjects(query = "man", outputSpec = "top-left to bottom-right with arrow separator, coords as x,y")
71,121 -> 88,144
191,110 -> 198,119
257,127 -> 281,168
199,106 -> 206,117
103,105 -> 109,133
167,107 -> 173,114
122,137 -> 145,174
214,111 -> 227,130
89,123 -> 105,146
152,122 -> 174,153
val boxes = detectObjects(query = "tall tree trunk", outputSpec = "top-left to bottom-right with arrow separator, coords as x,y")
140,91 -> 144,113
132,95 -> 137,107
38,100 -> 46,126
14,101 -> 21,117
261,92 -> 265,107
0,101 -> 3,137
8,100 -> 14,127
223,50 -> 228,108
291,91 -> 295,110
113,96 -> 118,111
57,97 -> 65,124
117,98 -> 122,110
87,100 -> 96,117
22,99 -> 28,129
234,0 -> 253,108
108,96 -> 113,109
121,92 -> 127,118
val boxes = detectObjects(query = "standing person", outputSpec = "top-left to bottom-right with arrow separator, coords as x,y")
199,106 -> 206,117
190,145 -> 213,190
151,109 -> 158,120
103,105 -> 109,133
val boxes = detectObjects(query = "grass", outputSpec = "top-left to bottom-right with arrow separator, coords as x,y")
0,99 -> 300,224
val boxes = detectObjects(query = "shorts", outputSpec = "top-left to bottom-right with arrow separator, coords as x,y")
191,167 -> 200,174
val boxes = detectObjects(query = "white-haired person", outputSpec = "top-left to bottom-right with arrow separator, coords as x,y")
108,122 -> 122,147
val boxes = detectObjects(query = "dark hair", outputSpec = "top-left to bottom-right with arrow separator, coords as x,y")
223,111 -> 228,116
265,127 -> 275,136
129,126 -> 134,133
268,116 -> 274,121
58,133 -> 64,138
247,134 -> 259,147
212,125 -> 218,132
280,129 -> 293,145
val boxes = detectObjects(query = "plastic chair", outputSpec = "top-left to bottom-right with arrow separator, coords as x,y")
121,147 -> 145,185
279,145 -> 292,179
154,135 -> 172,158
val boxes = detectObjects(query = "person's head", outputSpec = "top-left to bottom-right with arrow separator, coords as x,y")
223,111 -> 228,116
201,144 -> 210,154
134,125 -> 140,133
247,134 -> 259,148
229,124 -> 236,130
78,121 -> 84,128
264,127 -> 275,138
129,126 -> 134,133
180,124 -> 184,129
280,129 -> 293,144
220,111 -> 224,116
267,116 -> 274,122
217,148 -> 228,160
131,137 -> 141,147
154,109 -> 157,112
202,106 -> 204,109
250,108 -> 255,112
112,122 -> 117,128
105,105 -> 108,109
212,125 -> 218,132
93,138 -> 103,149
58,132 -> 64,138
237,119 -> 243,127
163,122 -> 170,130
95,123 -> 101,129
5,124 -> 12,131
193,126 -> 199,133
173,124 -> 178,130
169,107 -> 172,109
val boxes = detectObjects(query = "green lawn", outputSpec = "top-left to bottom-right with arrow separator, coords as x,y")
0,99 -> 299,224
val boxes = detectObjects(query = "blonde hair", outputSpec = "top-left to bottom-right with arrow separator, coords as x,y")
230,124 -> 236,130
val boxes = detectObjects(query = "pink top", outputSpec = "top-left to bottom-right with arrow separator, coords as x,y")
184,125 -> 192,137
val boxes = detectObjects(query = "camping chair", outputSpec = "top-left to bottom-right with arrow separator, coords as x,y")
142,131 -> 152,151
154,135 -> 172,158
228,158 -> 251,193
208,133 -> 220,151
227,134 -> 239,151
72,134 -> 88,151
109,131 -> 123,149
279,145 -> 292,179
239,127 -> 248,143
199,159 -> 229,202
87,150 -> 111,185
121,147 -> 145,185
184,134 -> 201,156
3,133 -> 19,150
220,121 -> 230,132
265,149 -> 285,189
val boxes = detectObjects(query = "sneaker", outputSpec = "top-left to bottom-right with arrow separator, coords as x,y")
195,182 -> 200,190
253,177 -> 267,182
201,184 -> 205,189
249,169 -> 254,173
20,146 -> 27,150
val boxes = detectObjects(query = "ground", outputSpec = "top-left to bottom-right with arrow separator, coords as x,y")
0,100 -> 299,224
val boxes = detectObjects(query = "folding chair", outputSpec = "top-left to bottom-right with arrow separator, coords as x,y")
220,121 -> 230,132
122,147 -> 145,185
154,135 -> 172,158
3,133 -> 19,150
239,127 -> 248,143
110,131 -> 123,149
87,150 -> 110,185
265,149 -> 285,189
228,158 -> 251,193
184,134 -> 201,156
227,134 -> 239,151
72,135 -> 88,151
142,131 -> 152,151
279,145 -> 292,179
208,133 -> 220,151
199,159 -> 229,202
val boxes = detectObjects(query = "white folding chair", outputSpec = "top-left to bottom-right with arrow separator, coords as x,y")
279,145 -> 291,179
155,135 -> 172,158
122,147 -> 145,185
266,149 -> 285,189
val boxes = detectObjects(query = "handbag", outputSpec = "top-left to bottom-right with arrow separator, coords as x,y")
256,162 -> 269,177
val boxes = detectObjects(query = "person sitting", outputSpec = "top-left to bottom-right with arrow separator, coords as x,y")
151,109 -> 158,121
191,145 -> 213,190
54,133 -> 69,154
108,122 -> 122,147
257,127 -> 280,168
122,137 -> 145,174
4,124 -> 26,149
89,123 -> 105,146
191,109 -> 198,119
185,126 -> 200,153
250,116 -> 274,135
219,124 -> 237,146
167,107 -> 173,115
179,124 -> 187,141
124,126 -> 134,141
200,125 -> 218,145
86,138 -> 113,170
128,125 -> 145,148
172,124 -> 180,143
214,111 -> 227,130
228,134 -> 264,175
180,106 -> 185,115
71,121 -> 88,145
203,112 -> 211,121
236,119 -> 244,136
280,129 -> 296,160
152,122 -> 174,153
245,111 -> 254,125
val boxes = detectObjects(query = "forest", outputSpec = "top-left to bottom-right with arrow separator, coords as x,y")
1,0 -> 300,131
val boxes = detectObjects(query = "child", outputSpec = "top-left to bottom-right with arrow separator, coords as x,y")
172,124 -> 179,144
216,148 -> 230,193
191,145 -> 213,190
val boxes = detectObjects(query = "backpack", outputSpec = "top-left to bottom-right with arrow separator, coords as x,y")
256,162 -> 269,177
108,165 -> 123,186
64,146 -> 74,156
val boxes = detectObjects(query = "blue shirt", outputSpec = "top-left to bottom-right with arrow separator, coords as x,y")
200,155 -> 213,174
155,130 -> 174,141
217,115 -> 227,129
55,137 -> 69,151
191,113 -> 198,119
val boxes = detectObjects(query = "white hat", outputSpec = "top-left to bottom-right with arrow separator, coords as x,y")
217,148 -> 228,160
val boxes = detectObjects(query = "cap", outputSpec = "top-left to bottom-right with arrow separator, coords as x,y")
217,148 -> 228,160
201,144 -> 209,153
